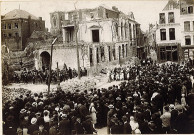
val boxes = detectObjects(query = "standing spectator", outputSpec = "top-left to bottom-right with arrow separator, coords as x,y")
160,106 -> 171,133
27,117 -> 39,135
89,102 -> 97,129
74,117 -> 85,134
122,115 -> 132,134
32,124 -> 48,135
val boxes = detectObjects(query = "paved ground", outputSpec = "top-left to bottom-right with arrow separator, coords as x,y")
96,127 -> 107,135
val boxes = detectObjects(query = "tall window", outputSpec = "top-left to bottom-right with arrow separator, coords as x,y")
115,23 -> 118,37
53,17 -> 57,27
92,30 -> 99,42
168,12 -> 174,23
90,48 -> 93,66
184,21 -> 190,31
3,33 -> 7,38
129,23 -> 132,40
160,29 -> 166,40
122,44 -> 125,58
8,23 -> 11,29
14,23 -> 18,29
185,35 -> 191,45
2,23 -> 6,29
106,13 -> 109,18
97,48 -> 99,63
100,46 -> 105,62
193,21 -> 194,31
8,33 -> 12,38
126,44 -> 128,57
133,24 -> 136,39
188,6 -> 193,14
159,13 -> 165,24
121,22 -> 123,38
169,28 -> 175,40
124,23 -> 127,39
108,46 -> 111,61
112,47 -> 116,60
160,47 -> 166,60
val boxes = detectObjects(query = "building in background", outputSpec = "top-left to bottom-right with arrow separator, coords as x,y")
36,5 -> 145,74
156,0 -> 181,63
180,0 -> 194,61
1,9 -> 45,51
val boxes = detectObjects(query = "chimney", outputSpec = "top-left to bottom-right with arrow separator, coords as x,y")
28,15 -> 31,20
39,17 -> 42,21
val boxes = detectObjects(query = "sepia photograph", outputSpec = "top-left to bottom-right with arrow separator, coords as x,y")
1,0 -> 194,134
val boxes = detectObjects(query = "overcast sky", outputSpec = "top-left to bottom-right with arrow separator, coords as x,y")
1,0 -> 168,32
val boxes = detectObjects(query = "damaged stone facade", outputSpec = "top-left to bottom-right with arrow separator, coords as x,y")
36,6 -> 144,74
1,9 -> 45,51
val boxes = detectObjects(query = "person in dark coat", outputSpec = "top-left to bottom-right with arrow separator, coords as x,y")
82,116 -> 97,134
122,115 -> 132,134
110,118 -> 120,134
59,114 -> 71,135
74,117 -> 85,134
28,117 -> 39,135
78,103 -> 89,121
32,124 -> 48,135
49,122 -> 58,135
68,67 -> 72,79
4,115 -> 17,135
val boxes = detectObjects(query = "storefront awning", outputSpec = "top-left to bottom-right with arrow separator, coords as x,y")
63,24 -> 74,28
157,43 -> 180,46
181,45 -> 194,49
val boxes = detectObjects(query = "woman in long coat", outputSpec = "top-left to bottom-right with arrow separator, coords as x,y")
89,102 -> 97,128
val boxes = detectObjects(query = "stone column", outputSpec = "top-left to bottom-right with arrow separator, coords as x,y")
62,28 -> 66,43
118,22 -> 121,41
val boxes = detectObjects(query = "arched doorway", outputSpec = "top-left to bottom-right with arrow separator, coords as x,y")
40,51 -> 50,71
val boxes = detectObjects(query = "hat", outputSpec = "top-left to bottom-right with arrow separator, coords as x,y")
35,112 -> 41,117
108,104 -> 114,109
9,106 -> 14,110
122,115 -> 128,121
133,93 -> 138,97
169,104 -> 175,109
38,101 -> 43,106
130,116 -> 134,121
61,114 -> 67,118
31,117 -> 37,124
182,94 -> 185,97
116,97 -> 121,100
6,115 -> 14,122
20,109 -> 26,114
32,102 -> 37,107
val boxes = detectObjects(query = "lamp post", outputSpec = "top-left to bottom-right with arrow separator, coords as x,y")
74,13 -> 81,79
48,37 -> 58,95
56,62 -> 61,90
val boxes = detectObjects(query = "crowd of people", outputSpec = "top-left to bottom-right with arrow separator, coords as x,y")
3,61 -> 194,135
12,67 -> 87,84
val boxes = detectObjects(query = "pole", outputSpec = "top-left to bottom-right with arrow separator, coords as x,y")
48,38 -> 57,95
74,14 -> 81,79
57,62 -> 61,90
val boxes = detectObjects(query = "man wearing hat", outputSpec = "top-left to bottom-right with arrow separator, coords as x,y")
32,124 -> 48,135
160,106 -> 171,133
4,115 -> 17,135
74,117 -> 85,134
27,117 -> 39,135
107,104 -> 114,134
82,115 -> 97,134
122,115 -> 132,134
